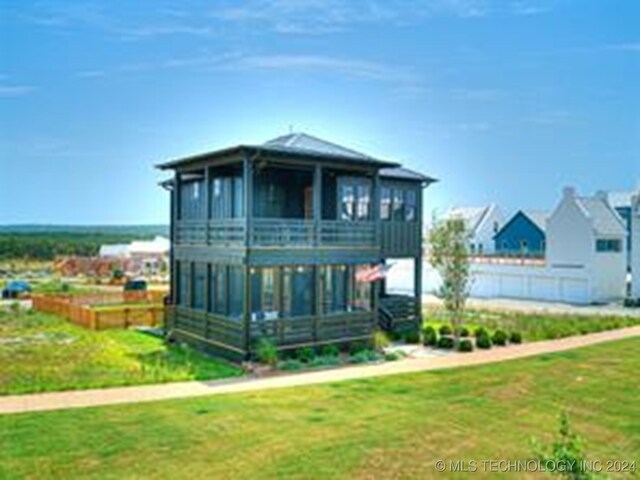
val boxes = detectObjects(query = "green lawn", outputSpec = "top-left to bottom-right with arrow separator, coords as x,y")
1,338 -> 638,479
0,310 -> 242,395
424,308 -> 640,341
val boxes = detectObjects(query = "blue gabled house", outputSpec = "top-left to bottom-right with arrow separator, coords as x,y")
494,210 -> 548,256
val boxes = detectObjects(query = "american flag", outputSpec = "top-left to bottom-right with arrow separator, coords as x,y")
355,263 -> 392,283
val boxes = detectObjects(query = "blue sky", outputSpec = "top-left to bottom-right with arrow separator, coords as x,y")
0,0 -> 638,225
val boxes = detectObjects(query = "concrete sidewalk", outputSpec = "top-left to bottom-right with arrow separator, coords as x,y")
1,326 -> 639,415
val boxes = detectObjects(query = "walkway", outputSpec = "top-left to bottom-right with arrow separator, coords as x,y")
1,326 -> 639,415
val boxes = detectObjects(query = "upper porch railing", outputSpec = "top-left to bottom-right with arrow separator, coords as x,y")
176,218 -> 377,248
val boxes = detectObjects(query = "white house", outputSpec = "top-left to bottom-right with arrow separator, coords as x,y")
441,204 -> 504,255
545,187 -> 627,302
632,193 -> 640,298
454,187 -> 627,304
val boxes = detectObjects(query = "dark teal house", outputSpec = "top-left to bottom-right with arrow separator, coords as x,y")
494,210 -> 547,256
158,133 -> 435,360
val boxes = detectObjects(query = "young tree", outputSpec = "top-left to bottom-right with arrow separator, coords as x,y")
428,218 -> 471,345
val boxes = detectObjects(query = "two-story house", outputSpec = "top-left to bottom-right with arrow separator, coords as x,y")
494,210 -> 548,257
158,133 -> 435,360
440,204 -> 504,255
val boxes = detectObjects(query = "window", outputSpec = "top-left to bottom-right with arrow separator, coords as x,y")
180,181 -> 205,219
282,266 -> 313,317
493,221 -> 499,233
321,265 -> 348,314
380,187 -> 391,220
520,240 -> 528,253
192,263 -> 206,310
392,189 -> 405,221
232,176 -> 244,218
405,190 -> 417,221
352,266 -> 372,311
211,265 -> 227,315
340,184 -> 356,221
596,239 -> 621,253
228,266 -> 244,319
177,261 -> 190,307
356,185 -> 370,220
478,243 -> 484,255
251,268 -> 281,320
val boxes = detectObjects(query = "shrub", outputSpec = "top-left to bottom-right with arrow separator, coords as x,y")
437,336 -> 455,349
310,356 -> 341,368
439,325 -> 453,336
458,339 -> 474,352
476,334 -> 492,349
319,344 -> 340,357
422,326 -> 438,346
373,330 -> 391,350
509,331 -> 523,344
349,341 -> 368,356
255,339 -> 278,366
349,349 -> 382,364
456,326 -> 470,338
295,347 -> 315,363
492,330 -> 508,346
384,352 -> 401,362
474,326 -> 489,338
278,359 -> 304,371
403,331 -> 421,344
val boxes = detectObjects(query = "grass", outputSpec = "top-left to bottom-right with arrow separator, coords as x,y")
0,310 -> 242,395
0,338 -> 638,479
424,308 -> 640,342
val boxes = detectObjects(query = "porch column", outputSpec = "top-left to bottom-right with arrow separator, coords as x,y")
372,172 -> 381,329
171,172 -> 180,306
243,155 -> 254,358
313,164 -> 323,341
243,157 -> 253,247
204,166 -> 211,245
313,163 -> 322,246
414,256 -> 422,329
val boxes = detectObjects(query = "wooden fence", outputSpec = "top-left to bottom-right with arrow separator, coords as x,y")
32,294 -> 165,330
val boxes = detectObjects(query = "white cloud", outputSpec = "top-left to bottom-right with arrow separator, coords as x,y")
0,85 -> 36,97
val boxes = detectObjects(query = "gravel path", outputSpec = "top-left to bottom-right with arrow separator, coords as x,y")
1,326 -> 638,415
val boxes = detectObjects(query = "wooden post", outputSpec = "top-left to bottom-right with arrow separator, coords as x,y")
414,185 -> 424,331
243,154 -> 253,358
313,164 -> 323,342
372,172 -> 381,332
313,163 -> 322,246
204,166 -> 211,245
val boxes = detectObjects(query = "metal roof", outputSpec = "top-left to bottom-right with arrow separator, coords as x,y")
380,167 -> 437,184
521,210 -> 549,233
576,196 -> 627,236
157,132 -> 402,170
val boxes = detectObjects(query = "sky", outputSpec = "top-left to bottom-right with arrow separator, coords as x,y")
0,0 -> 638,225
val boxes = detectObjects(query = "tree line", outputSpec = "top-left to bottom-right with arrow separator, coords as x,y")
0,232 -> 160,261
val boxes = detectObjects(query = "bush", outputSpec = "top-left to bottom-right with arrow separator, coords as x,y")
422,326 -> 438,346
509,331 -> 523,344
310,356 -> 341,368
474,326 -> 489,338
458,339 -> 474,352
349,341 -> 368,356
456,326 -> 470,338
278,359 -> 304,371
403,331 -> 421,344
476,334 -> 492,349
373,330 -> 391,350
349,349 -> 382,364
295,347 -> 315,363
439,325 -> 453,336
255,339 -> 278,366
319,344 -> 340,357
437,336 -> 455,349
492,330 -> 508,346
384,352 -> 401,362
